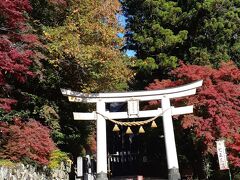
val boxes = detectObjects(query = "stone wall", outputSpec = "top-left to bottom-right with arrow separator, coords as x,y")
0,162 -> 70,180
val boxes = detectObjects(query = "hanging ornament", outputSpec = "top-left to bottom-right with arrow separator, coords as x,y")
112,124 -> 120,132
139,126 -> 145,134
151,120 -> 157,128
126,127 -> 133,134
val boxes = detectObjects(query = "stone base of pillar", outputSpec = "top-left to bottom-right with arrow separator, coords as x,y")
96,171 -> 108,180
75,177 -> 83,180
168,167 -> 181,180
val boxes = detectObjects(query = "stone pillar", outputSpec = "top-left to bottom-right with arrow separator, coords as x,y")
96,101 -> 108,180
76,156 -> 83,180
161,97 -> 181,180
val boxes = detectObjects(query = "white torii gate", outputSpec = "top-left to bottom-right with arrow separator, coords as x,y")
61,80 -> 203,180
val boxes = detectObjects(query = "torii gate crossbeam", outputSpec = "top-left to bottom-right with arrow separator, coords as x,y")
61,80 -> 203,180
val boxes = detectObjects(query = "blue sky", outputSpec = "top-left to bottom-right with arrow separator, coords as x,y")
117,14 -> 136,57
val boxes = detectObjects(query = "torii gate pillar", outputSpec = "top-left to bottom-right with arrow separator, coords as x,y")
96,101 -> 108,180
162,97 -> 180,179
61,80 -> 203,180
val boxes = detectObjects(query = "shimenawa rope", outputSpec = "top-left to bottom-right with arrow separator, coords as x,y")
95,108 -> 169,127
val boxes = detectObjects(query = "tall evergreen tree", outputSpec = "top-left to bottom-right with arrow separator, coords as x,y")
122,0 -> 240,78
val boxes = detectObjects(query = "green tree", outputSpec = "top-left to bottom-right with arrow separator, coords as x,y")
122,0 -> 187,73
28,0 -> 134,159
29,0 -> 67,26
122,0 -> 240,78
44,0 -> 133,92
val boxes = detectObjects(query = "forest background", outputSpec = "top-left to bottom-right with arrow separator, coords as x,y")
0,0 -> 240,179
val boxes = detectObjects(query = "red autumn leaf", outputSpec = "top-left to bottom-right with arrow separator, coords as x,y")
146,61 -> 240,167
0,118 -> 56,165
0,0 -> 36,112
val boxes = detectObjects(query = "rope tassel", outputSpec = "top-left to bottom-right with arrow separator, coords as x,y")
112,124 -> 120,132
139,126 -> 145,134
151,120 -> 157,128
126,127 -> 133,134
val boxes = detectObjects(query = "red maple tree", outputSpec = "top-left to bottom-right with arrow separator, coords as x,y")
0,118 -> 56,165
146,61 -> 240,167
0,0 -> 37,112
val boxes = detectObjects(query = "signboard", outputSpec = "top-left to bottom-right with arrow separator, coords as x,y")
216,140 -> 229,170
127,99 -> 139,116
